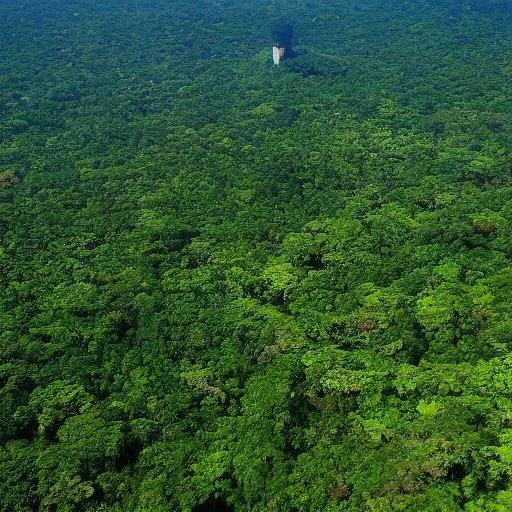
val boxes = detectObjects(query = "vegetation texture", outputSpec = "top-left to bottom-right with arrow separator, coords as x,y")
3,0 -> 512,510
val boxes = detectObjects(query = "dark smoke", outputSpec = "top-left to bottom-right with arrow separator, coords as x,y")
270,18 -> 294,54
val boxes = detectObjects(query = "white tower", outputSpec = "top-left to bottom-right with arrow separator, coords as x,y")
273,46 -> 281,65
272,46 -> 285,65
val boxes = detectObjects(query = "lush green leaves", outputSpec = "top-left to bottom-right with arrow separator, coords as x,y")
3,0 -> 512,510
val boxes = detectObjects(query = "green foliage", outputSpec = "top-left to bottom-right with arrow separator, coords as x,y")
3,0 -> 512,510
283,52 -> 348,78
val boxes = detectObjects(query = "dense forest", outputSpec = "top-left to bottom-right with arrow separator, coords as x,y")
3,0 -> 512,510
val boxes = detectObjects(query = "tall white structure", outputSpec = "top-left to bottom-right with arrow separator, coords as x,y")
273,46 -> 285,65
